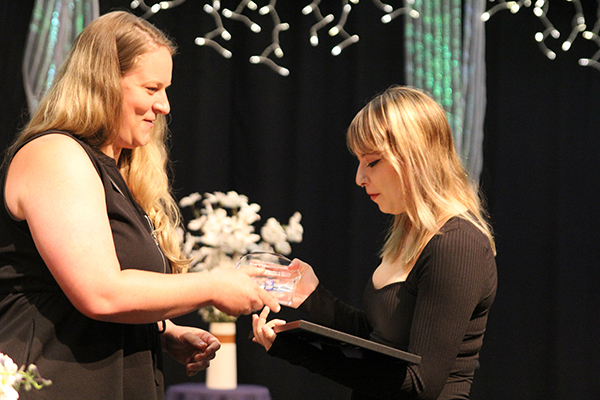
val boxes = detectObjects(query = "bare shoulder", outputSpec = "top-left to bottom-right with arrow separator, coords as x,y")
6,133 -> 103,220
13,133 -> 89,162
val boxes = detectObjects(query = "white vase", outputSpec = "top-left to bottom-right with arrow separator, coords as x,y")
206,322 -> 237,389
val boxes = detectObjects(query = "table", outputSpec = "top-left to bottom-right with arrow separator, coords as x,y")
165,383 -> 272,400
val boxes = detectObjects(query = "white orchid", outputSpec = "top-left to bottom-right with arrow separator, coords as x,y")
179,191 -> 303,322
0,352 -> 51,399
285,212 -> 304,242
0,353 -> 19,400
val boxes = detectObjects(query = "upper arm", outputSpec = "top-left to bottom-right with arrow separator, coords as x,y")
405,230 -> 492,396
6,134 -> 123,314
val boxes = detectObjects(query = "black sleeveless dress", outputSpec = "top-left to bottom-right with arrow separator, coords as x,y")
0,131 -> 171,399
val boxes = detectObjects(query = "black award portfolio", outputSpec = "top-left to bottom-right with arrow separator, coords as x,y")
273,320 -> 421,364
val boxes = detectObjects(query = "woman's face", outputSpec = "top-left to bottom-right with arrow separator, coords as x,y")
355,152 -> 405,215
115,46 -> 172,153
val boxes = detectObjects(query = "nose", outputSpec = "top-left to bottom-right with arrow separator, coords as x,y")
355,165 -> 367,187
154,91 -> 170,115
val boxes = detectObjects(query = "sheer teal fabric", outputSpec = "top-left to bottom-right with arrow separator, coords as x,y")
22,0 -> 98,113
405,0 -> 486,181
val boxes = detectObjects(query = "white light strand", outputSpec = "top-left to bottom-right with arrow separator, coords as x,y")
483,0 -> 600,72
194,2 -> 233,59
378,0 -> 420,24
561,0 -> 586,52
328,2 -> 359,56
132,0 -> 422,76
533,0 -> 559,60
303,1 -> 335,47
250,1 -> 290,76
222,1 -> 261,33
130,0 -> 187,19
480,0 -> 530,22
580,3 -> 600,71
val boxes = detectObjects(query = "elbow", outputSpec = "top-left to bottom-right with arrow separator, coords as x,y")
69,294 -> 127,322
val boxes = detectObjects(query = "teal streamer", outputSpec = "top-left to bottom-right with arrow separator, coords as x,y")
404,0 -> 486,182
23,0 -> 99,112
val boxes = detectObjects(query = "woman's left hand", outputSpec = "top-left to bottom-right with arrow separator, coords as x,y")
163,321 -> 221,376
251,306 -> 287,351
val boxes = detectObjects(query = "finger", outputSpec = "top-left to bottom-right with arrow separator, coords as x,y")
260,290 -> 281,313
259,305 -> 271,320
239,264 -> 266,277
252,310 -> 268,342
287,259 -> 302,270
181,332 -> 207,350
187,361 -> 209,376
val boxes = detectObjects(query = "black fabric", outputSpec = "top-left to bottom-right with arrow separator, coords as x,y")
269,218 -> 497,400
0,131 -> 169,400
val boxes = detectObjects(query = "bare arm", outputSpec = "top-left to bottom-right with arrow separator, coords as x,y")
5,134 -> 280,323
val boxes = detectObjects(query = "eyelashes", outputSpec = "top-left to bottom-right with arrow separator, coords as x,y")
367,159 -> 381,168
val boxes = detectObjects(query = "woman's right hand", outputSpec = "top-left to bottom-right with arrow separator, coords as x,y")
252,306 -> 287,351
208,266 -> 281,316
288,259 -> 319,308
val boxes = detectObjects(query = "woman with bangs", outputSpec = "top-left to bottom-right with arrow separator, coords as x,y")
0,11 -> 280,400
253,86 -> 497,400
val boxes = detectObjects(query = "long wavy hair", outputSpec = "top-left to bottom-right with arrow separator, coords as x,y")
10,11 -> 190,273
347,86 -> 495,267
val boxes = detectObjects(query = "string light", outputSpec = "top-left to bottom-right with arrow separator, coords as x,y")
132,0 -> 422,74
482,0 -> 600,72
561,0 -> 586,52
222,1 -> 261,33
302,1 -> 334,47
194,2 -> 233,59
250,0 -> 290,76
130,0 -> 187,19
379,0 -> 419,24
533,0 -> 559,60
480,0 -> 529,22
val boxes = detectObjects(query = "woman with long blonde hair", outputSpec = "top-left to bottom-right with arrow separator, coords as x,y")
253,86 -> 497,400
0,11 -> 279,399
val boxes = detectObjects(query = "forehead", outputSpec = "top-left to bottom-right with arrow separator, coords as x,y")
124,46 -> 173,80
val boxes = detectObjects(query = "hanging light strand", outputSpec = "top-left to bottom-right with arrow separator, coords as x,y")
194,2 -> 233,59
132,0 -> 423,75
483,0 -> 600,72
580,2 -> 600,71
249,1 -> 290,76
130,0 -> 187,19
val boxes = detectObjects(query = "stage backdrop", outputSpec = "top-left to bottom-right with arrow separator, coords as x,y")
1,1 -> 600,399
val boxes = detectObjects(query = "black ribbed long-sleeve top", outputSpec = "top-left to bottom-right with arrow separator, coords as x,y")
268,217 -> 497,400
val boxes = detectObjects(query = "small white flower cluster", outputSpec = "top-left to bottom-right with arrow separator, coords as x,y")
0,352 -> 51,400
179,191 -> 303,322
0,353 -> 19,400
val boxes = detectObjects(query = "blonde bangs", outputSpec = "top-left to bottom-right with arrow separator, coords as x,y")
347,98 -> 391,157
350,86 -> 495,264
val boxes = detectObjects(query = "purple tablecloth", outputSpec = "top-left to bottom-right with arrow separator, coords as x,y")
165,383 -> 272,400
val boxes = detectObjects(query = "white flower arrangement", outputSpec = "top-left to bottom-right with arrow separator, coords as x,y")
179,191 -> 303,322
0,352 -> 51,400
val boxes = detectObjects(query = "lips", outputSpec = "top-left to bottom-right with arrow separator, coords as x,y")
367,193 -> 379,201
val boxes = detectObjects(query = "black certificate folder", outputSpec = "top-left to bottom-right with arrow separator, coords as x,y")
273,320 -> 421,365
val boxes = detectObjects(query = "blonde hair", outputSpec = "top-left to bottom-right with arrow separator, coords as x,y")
11,11 -> 190,273
347,86 -> 495,267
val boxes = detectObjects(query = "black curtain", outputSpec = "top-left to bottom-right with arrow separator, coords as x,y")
2,1 -> 600,399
